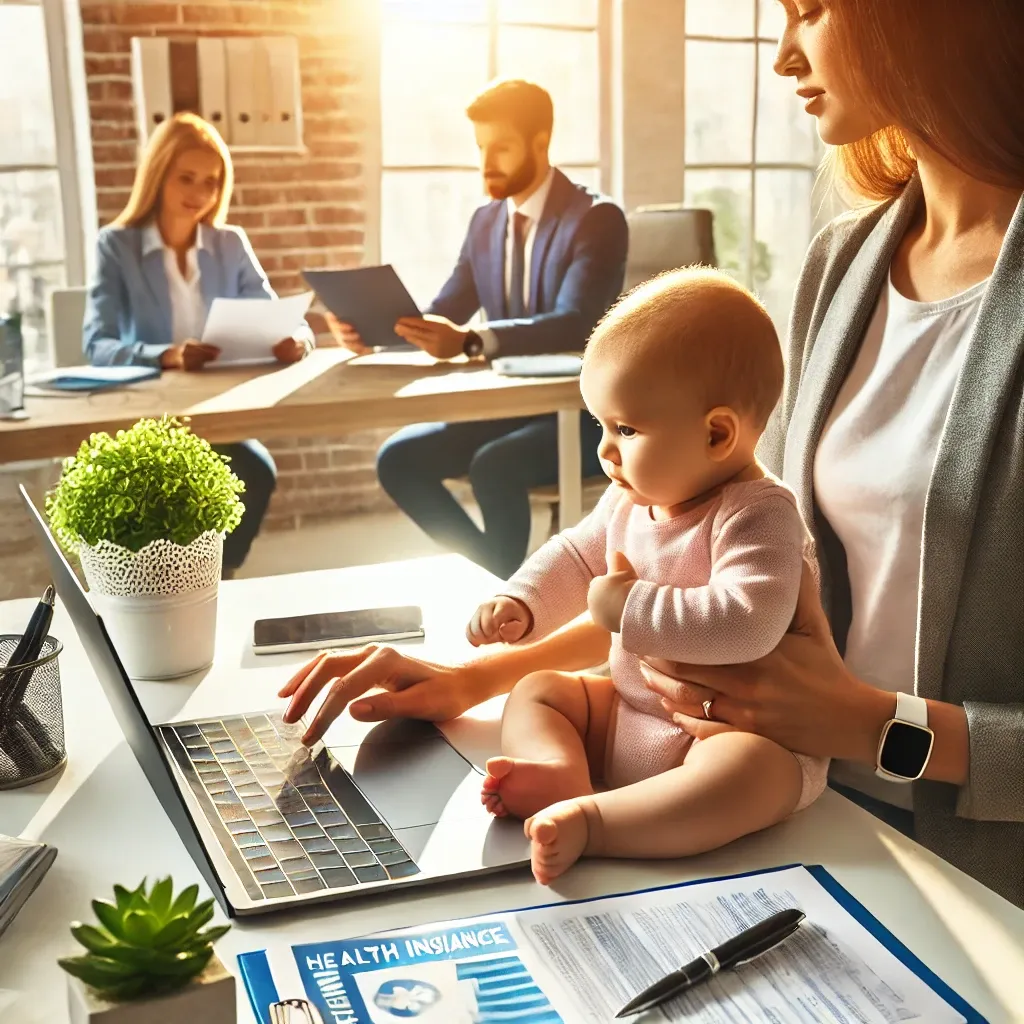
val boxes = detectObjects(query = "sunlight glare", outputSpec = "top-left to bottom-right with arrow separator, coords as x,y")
383,0 -> 489,23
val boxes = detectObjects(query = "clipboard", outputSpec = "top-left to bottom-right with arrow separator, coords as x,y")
302,266 -> 421,350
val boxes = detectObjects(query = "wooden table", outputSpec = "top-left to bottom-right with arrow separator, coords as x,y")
0,350 -> 588,524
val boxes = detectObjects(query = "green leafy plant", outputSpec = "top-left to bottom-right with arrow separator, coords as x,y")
46,416 -> 244,552
58,878 -> 230,1001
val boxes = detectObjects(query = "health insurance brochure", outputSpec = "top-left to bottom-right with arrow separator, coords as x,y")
237,864 -> 981,1023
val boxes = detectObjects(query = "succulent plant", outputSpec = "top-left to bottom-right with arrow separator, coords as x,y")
57,878 -> 230,1001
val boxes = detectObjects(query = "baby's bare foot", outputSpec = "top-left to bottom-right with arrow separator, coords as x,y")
525,800 -> 591,885
480,756 -> 590,820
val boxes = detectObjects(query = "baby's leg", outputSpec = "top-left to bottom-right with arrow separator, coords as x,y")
482,671 -> 615,821
527,731 -> 802,885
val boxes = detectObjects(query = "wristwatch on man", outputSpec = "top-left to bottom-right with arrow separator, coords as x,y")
463,331 -> 485,359
875,691 -> 934,782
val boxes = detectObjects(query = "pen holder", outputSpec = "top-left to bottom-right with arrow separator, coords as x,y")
0,634 -> 66,788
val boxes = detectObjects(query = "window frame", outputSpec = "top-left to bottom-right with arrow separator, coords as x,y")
375,0 -> 611,285
0,0 -> 86,286
683,5 -> 822,294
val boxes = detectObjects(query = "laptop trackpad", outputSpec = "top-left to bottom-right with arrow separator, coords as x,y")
328,719 -> 478,830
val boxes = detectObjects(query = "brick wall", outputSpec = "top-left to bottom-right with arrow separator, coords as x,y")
0,0 -> 394,599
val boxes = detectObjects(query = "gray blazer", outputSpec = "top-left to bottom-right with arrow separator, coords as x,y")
760,176 -> 1024,907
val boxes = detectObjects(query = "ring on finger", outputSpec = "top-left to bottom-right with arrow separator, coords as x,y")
702,699 -> 715,721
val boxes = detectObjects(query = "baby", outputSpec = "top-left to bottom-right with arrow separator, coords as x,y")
467,268 -> 827,885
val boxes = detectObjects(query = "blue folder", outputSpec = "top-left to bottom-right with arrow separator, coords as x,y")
302,265 -> 420,350
29,365 -> 160,392
236,862 -> 985,1023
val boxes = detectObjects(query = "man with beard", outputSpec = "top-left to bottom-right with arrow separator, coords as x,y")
328,79 -> 628,579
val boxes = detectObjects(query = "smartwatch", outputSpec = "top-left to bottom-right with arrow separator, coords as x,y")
463,331 -> 484,359
875,691 -> 934,782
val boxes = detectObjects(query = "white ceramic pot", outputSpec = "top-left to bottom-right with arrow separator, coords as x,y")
89,584 -> 218,679
67,952 -> 236,1024
77,531 -> 222,680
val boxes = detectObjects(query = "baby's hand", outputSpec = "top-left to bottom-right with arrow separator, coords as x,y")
588,551 -> 639,633
466,597 -> 533,646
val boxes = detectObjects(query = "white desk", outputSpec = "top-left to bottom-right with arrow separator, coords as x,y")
1,555 -> 1023,1023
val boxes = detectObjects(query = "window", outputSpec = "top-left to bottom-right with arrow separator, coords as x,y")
0,0 -> 67,373
380,0 -> 604,307
683,0 -> 823,329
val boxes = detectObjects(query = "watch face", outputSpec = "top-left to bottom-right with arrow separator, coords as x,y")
879,721 -> 933,779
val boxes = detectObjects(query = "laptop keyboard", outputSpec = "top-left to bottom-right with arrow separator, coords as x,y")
161,711 -> 419,902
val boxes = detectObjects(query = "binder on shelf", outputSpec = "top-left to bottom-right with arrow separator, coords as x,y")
251,38 -> 274,147
225,37 -> 258,147
263,36 -> 303,148
196,37 -> 230,144
130,37 -> 172,146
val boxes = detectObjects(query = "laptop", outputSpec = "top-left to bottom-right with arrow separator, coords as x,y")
20,487 -> 529,917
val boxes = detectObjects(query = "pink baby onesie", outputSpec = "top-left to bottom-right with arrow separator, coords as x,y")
502,477 -> 827,811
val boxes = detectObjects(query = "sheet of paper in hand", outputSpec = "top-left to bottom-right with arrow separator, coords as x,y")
202,291 -> 314,365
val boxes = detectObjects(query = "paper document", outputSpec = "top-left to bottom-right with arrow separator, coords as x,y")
492,354 -> 583,378
202,291 -> 314,364
237,864 -> 979,1023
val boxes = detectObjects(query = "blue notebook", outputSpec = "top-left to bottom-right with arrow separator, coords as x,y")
236,863 -> 984,1023
28,365 -> 160,392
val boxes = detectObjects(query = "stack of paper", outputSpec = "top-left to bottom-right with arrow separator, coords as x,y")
0,833 -> 57,938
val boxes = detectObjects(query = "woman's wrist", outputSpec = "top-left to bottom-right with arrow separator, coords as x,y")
844,682 -> 970,786
847,679 -> 897,766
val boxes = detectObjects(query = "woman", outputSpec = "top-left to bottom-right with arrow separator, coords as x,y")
279,0 -> 1024,905
83,112 -> 314,573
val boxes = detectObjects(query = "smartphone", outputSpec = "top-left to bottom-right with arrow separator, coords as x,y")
252,605 -> 424,655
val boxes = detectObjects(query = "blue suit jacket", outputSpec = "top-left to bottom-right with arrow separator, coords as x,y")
426,169 -> 628,357
83,223 -> 311,366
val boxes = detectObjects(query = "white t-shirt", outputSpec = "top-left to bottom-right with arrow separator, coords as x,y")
814,270 -> 988,808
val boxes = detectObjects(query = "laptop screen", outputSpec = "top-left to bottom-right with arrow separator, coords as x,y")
19,486 -> 232,915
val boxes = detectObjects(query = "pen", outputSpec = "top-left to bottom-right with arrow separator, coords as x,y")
615,907 -> 806,1017
0,585 -> 60,764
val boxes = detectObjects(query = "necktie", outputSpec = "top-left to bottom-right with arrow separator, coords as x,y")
508,211 -> 528,318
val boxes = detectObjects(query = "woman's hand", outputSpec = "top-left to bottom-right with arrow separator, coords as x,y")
279,644 -> 500,745
640,562 -> 894,762
273,336 -> 309,364
160,338 -> 220,371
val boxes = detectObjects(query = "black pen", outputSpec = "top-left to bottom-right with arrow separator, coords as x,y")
615,907 -> 806,1017
0,584 -> 59,761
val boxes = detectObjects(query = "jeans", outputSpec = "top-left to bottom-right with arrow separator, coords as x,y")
377,412 -> 604,580
215,440 -> 276,572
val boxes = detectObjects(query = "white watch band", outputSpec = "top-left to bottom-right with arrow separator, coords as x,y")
875,691 -> 931,781
895,690 -> 928,727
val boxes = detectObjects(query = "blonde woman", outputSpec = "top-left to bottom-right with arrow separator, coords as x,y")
83,113 -> 313,572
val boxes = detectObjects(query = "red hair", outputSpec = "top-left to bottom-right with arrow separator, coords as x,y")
827,0 -> 1024,201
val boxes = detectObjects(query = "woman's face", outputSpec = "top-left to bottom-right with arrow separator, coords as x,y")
773,1 -> 885,145
159,147 -> 223,226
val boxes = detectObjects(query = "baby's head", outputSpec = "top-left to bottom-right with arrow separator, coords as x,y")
580,267 -> 783,508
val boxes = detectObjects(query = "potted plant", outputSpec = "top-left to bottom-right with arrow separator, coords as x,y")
59,877 -> 235,1024
46,416 -> 244,679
